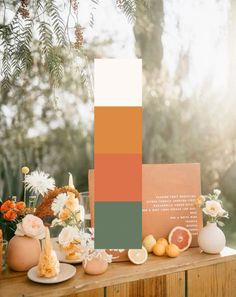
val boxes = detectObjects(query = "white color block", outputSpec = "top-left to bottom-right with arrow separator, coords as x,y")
94,59 -> 142,106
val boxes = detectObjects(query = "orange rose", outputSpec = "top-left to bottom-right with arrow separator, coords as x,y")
16,201 -> 26,211
59,208 -> 70,221
1,200 -> 15,212
3,210 -> 17,221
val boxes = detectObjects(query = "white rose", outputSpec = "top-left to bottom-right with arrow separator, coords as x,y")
203,201 -> 224,217
15,214 -> 45,239
58,226 -> 78,247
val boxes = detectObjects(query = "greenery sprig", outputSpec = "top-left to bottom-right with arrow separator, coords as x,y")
0,0 -> 147,93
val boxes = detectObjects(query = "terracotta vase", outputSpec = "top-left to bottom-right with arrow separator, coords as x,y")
7,235 -> 41,271
83,254 -> 108,275
198,222 -> 226,254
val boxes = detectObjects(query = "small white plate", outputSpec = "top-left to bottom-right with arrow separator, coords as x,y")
27,263 -> 76,284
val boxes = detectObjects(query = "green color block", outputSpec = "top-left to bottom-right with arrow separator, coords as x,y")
95,202 -> 142,249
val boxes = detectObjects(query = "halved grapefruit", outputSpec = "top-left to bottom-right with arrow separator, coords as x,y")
168,226 -> 192,252
128,247 -> 148,264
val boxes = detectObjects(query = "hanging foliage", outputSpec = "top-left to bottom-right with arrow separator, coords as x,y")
0,0 -> 148,94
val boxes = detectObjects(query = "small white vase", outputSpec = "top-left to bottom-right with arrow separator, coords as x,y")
198,222 -> 226,254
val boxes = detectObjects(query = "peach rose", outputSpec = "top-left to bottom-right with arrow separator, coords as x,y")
59,208 -> 71,221
65,196 -> 80,212
15,214 -> 45,239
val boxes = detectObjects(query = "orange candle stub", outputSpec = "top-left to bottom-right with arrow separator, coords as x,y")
0,229 -> 2,273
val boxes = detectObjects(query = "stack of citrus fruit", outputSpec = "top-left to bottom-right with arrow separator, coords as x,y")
128,226 -> 192,264
147,236 -> 180,258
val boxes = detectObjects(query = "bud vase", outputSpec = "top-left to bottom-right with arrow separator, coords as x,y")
83,251 -> 109,275
198,222 -> 226,254
7,235 -> 41,271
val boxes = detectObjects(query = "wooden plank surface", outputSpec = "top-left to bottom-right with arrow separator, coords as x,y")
166,272 -> 185,297
188,259 -> 236,297
104,272 -> 185,297
67,288 -> 104,297
0,247 -> 236,297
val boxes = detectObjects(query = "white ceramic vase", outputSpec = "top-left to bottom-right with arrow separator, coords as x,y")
198,222 -> 226,254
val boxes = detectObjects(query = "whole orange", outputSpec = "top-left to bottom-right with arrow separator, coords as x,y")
166,244 -> 180,258
153,243 -> 166,256
156,238 -> 169,248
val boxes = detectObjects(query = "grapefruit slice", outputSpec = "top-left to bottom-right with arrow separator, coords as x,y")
168,226 -> 192,252
128,247 -> 148,264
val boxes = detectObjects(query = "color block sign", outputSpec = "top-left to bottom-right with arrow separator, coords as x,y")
94,59 -> 142,249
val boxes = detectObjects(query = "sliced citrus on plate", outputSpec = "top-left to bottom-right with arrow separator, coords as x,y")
128,247 -> 148,265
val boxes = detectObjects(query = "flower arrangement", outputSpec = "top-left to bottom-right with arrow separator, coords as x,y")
57,225 -> 112,264
51,191 -> 85,230
0,199 -> 27,240
50,187 -> 85,260
195,189 -> 229,226
35,186 -> 81,221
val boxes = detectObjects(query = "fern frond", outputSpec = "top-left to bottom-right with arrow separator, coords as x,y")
39,21 -> 53,56
45,0 -> 66,46
46,48 -> 64,86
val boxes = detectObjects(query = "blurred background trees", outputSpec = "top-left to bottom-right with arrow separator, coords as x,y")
0,0 -> 236,245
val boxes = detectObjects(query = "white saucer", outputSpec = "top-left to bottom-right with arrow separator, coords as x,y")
27,263 -> 76,284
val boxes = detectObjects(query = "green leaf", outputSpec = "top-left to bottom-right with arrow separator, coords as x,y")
217,221 -> 225,227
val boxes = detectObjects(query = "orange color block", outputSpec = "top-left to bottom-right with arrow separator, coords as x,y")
94,154 -> 142,202
94,107 -> 142,154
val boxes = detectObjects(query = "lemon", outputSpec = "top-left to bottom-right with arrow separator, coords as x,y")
142,234 -> 156,253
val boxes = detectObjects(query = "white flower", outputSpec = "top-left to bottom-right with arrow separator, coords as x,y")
203,200 -> 225,217
24,170 -> 55,196
52,193 -> 67,215
213,189 -> 221,197
15,214 -> 46,239
77,231 -> 94,249
58,226 -> 79,247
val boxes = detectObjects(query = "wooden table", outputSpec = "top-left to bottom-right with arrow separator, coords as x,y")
1,247 -> 236,297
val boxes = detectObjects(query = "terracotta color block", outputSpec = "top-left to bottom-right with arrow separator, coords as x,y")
94,107 -> 142,154
94,154 -> 142,202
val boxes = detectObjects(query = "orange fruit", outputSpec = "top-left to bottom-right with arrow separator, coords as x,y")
168,226 -> 192,252
166,244 -> 180,258
142,234 -> 156,253
156,238 -> 169,248
152,243 -> 166,256
128,247 -> 148,265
